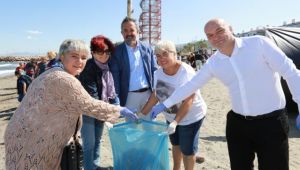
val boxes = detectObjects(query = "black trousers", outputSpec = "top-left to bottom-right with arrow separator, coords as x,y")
226,109 -> 289,170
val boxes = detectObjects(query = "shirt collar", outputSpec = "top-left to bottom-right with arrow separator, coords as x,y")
216,37 -> 244,60
125,41 -> 140,51
235,37 -> 244,49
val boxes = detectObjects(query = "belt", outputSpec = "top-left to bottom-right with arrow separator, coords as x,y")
130,87 -> 149,93
230,108 -> 285,120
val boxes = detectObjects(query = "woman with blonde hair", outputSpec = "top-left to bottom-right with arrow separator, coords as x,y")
141,40 -> 207,170
47,51 -> 57,60
46,51 -> 58,69
5,39 -> 137,170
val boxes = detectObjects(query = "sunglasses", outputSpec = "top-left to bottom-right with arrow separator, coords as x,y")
94,49 -> 111,55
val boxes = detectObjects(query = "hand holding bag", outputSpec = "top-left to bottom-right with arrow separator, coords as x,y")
60,117 -> 83,170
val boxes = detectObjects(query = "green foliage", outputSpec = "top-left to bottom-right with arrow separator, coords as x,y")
181,40 -> 208,53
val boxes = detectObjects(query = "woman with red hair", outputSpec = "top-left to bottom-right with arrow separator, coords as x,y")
79,35 -> 118,170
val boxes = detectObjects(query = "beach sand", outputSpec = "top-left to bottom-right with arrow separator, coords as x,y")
0,76 -> 299,170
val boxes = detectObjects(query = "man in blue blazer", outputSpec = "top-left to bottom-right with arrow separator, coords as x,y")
110,17 -> 158,119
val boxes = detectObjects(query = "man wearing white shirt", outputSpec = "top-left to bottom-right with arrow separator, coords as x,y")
110,17 -> 158,120
150,18 -> 300,170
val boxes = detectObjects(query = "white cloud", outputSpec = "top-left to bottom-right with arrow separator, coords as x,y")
27,30 -> 43,35
26,30 -> 42,40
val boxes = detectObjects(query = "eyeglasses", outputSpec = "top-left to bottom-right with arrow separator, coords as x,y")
94,49 -> 111,56
156,51 -> 174,59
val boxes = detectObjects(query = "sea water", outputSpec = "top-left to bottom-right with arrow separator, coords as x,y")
0,62 -> 19,78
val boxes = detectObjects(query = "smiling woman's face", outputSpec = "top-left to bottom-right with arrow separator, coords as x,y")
60,50 -> 88,76
156,50 -> 177,69
92,44 -> 110,64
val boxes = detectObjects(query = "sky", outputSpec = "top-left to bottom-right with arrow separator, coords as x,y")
0,0 -> 300,55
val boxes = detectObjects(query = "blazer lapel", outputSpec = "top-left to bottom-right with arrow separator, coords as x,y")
122,43 -> 131,78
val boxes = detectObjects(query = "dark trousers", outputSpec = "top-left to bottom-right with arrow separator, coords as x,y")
226,109 -> 289,170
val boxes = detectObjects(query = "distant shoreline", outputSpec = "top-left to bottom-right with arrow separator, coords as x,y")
0,63 -> 18,78
0,71 -> 15,78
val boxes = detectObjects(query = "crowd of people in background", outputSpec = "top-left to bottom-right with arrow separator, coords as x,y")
14,51 -> 57,102
15,51 -> 57,79
177,48 -> 211,71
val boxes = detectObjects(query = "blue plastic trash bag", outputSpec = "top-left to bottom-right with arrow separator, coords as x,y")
108,120 -> 170,170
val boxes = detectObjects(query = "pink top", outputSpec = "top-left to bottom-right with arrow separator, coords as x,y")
5,67 -> 120,170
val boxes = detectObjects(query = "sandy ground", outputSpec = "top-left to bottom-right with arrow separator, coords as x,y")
0,76 -> 299,170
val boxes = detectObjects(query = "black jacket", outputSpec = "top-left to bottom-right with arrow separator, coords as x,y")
79,58 -> 119,104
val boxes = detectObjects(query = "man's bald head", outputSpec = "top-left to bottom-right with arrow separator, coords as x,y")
204,18 -> 235,55
204,18 -> 233,34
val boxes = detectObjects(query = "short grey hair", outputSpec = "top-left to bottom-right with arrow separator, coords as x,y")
58,39 -> 90,59
155,40 -> 177,54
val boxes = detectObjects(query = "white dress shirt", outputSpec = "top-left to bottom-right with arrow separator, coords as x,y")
125,43 -> 149,91
164,36 -> 300,116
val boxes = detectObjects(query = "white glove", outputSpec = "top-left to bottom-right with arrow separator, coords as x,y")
138,112 -> 147,120
167,121 -> 178,135
105,122 -> 113,129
